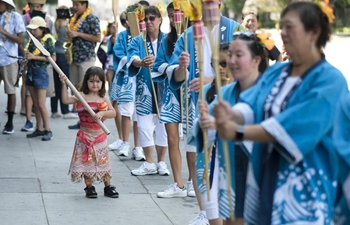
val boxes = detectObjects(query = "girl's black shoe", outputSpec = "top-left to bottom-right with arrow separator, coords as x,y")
104,185 -> 119,198
84,186 -> 97,198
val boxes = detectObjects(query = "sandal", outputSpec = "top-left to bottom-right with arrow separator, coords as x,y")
84,186 -> 97,198
104,185 -> 119,198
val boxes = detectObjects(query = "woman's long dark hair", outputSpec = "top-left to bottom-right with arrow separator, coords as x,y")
166,2 -> 177,55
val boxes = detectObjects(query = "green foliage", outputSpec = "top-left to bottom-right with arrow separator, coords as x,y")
335,0 -> 350,8
223,0 -> 246,16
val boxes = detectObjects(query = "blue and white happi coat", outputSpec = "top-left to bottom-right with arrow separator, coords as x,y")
333,93 -> 350,225
110,29 -> 134,103
234,60 -> 348,225
152,35 -> 181,124
127,32 -> 166,116
166,16 -> 241,135
195,82 -> 251,219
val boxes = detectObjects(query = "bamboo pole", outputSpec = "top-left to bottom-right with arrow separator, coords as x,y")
202,0 -> 235,220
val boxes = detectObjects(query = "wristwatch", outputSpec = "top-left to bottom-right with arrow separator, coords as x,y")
235,125 -> 244,143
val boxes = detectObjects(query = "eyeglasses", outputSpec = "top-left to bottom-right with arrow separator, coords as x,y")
219,61 -> 227,68
145,16 -> 156,22
120,18 -> 126,24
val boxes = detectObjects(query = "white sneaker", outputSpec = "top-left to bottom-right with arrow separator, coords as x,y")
187,180 -> 196,197
156,183 -> 187,198
188,212 -> 209,225
131,147 -> 146,161
131,162 -> 157,176
117,142 -> 130,157
108,139 -> 123,151
157,161 -> 170,176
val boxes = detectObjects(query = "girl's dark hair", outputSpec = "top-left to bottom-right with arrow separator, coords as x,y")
166,2 -> 177,55
281,1 -> 331,49
233,33 -> 268,73
144,5 -> 162,18
206,42 -> 230,104
81,66 -> 106,98
40,27 -> 51,36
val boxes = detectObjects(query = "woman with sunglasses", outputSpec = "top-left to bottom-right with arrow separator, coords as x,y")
213,2 -> 348,224
109,3 -> 145,161
196,35 -> 268,225
127,6 -> 170,176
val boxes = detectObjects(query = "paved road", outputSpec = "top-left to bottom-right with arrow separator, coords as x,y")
0,87 -> 200,225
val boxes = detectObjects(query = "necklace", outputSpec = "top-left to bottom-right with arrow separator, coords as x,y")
69,7 -> 92,31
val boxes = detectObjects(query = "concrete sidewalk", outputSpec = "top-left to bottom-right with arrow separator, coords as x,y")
0,84 -> 200,225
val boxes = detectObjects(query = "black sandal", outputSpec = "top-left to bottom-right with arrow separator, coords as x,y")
104,185 -> 119,198
84,186 -> 97,198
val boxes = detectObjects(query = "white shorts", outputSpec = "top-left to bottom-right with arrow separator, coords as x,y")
201,147 -> 220,220
118,102 -> 135,118
137,114 -> 167,147
132,110 -> 137,122
180,134 -> 196,152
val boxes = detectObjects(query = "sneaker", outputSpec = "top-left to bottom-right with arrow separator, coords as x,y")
131,162 -> 157,176
63,113 -> 78,119
156,183 -> 187,198
104,185 -> 119,198
21,120 -> 34,132
42,130 -> 53,141
68,121 -> 80,129
108,139 -> 123,151
157,161 -> 170,176
84,186 -> 97,198
131,147 -> 146,161
187,180 -> 196,197
116,142 -> 130,157
26,129 -> 45,138
188,212 -> 209,225
51,112 -> 62,118
2,124 -> 14,134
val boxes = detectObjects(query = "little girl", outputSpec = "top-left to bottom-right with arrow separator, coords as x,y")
25,16 -> 55,141
59,66 -> 119,198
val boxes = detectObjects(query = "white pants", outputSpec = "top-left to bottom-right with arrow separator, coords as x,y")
137,114 -> 167,147
201,146 -> 220,220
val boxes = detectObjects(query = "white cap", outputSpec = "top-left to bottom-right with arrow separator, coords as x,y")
26,16 -> 47,29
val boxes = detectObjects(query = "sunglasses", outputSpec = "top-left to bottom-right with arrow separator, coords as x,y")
219,61 -> 227,68
233,31 -> 256,40
145,16 -> 156,22
120,18 -> 126,24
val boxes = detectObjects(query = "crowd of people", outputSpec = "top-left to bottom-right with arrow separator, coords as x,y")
0,0 -> 349,224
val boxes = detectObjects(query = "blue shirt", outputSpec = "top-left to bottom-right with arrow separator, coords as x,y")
0,10 -> 26,66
